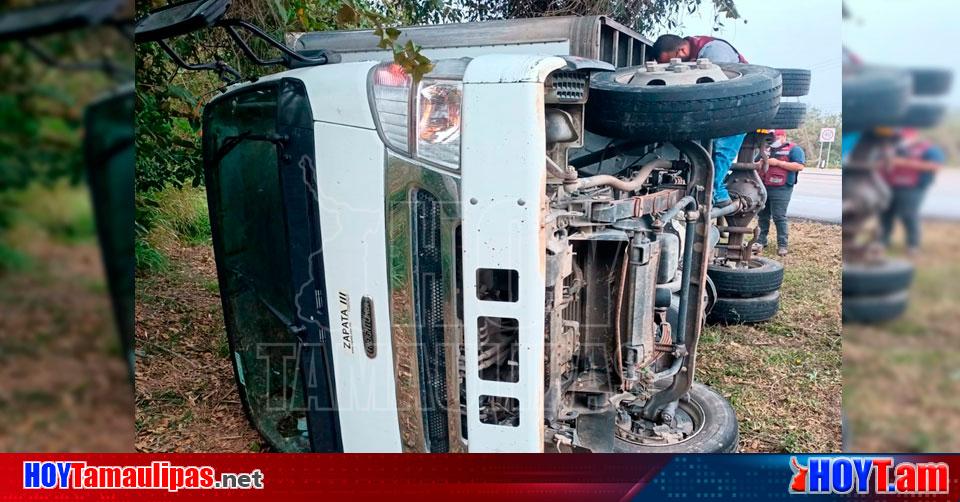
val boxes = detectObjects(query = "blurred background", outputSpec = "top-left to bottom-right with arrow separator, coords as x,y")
0,0 -> 133,451
843,0 -> 960,452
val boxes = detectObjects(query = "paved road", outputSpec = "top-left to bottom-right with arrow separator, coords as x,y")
921,169 -> 960,220
780,168 -> 960,223
786,169 -> 841,223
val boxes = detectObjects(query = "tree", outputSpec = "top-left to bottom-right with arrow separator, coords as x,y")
134,0 -> 742,193
790,108 -> 842,168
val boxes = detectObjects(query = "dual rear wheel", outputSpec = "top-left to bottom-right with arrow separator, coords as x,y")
707,257 -> 784,324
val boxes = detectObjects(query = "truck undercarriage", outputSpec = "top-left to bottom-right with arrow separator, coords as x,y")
540,142 -> 719,451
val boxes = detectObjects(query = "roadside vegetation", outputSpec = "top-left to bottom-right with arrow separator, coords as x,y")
0,183 -> 132,451
789,108 -> 842,169
844,221 -> 960,452
699,221 -> 842,452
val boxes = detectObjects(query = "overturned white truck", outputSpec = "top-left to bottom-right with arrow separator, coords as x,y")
136,1 -> 790,452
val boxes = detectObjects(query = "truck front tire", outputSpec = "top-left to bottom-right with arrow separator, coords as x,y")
613,383 -> 739,453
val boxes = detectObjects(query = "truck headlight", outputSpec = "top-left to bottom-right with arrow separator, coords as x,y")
371,63 -> 412,153
416,80 -> 462,168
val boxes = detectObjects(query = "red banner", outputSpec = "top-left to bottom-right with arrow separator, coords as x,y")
3,454 -> 960,501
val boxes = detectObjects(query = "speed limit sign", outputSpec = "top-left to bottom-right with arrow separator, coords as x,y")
819,127 -> 836,143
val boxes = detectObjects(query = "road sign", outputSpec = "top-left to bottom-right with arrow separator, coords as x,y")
819,127 -> 836,143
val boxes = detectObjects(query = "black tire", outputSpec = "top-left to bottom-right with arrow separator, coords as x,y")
708,257 -> 784,297
842,290 -> 909,324
910,67 -> 953,96
843,67 -> 911,131
586,63 -> 782,142
842,259 -> 914,296
777,68 -> 811,97
708,289 -> 780,324
894,102 -> 947,129
705,275 -> 717,316
613,383 -> 739,453
763,101 -> 807,130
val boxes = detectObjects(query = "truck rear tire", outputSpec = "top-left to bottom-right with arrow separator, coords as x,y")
586,63 -> 781,142
708,257 -> 784,297
764,101 -> 807,130
708,289 -> 781,324
910,67 -> 953,96
613,383 -> 739,453
777,68 -> 811,97
843,67 -> 911,131
842,259 -> 914,296
842,290 -> 910,324
895,102 -> 947,129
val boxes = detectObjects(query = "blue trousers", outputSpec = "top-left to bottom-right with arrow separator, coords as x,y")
712,133 -> 747,204
881,186 -> 928,249
758,186 -> 794,248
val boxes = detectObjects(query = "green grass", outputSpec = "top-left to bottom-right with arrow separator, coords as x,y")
0,242 -> 32,273
203,279 -> 220,294
698,221 -> 842,453
135,186 -> 213,278
135,238 -> 168,274
139,187 -> 211,246
216,336 -> 230,359
5,182 -> 96,244
844,221 -> 960,452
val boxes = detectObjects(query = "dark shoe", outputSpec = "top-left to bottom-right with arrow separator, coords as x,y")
777,247 -> 788,256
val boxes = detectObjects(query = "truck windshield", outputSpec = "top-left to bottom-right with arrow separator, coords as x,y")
204,84 -> 309,452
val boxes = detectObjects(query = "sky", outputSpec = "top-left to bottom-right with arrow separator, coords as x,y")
844,0 -> 960,110
673,0 -> 842,114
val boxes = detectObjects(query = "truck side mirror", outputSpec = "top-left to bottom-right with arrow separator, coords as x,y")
134,0 -> 230,43
0,0 -> 126,42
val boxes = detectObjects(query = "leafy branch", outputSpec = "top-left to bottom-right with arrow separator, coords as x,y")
335,2 -> 434,80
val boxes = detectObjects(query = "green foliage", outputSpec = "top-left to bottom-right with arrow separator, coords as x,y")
11,182 -> 95,243
135,238 -> 168,275
0,242 -> 32,273
789,108 -> 843,168
0,46 -> 85,191
0,19 -> 130,186
134,41 -> 206,193
134,0 -> 741,197
923,113 -> 960,164
1,182 -> 96,243
138,187 -> 211,246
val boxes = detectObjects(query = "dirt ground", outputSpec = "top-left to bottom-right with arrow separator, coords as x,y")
844,220 -> 960,452
0,231 -> 133,451
135,243 -> 262,452
136,220 -> 842,453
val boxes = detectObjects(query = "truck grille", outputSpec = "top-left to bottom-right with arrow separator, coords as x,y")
412,189 -> 449,452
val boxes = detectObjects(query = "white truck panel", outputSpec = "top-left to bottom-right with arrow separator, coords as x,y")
313,122 -> 402,452
301,62 -> 378,128
463,54 -> 567,84
461,61 -> 555,451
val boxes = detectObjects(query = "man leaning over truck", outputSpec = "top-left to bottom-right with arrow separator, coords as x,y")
651,34 -> 749,209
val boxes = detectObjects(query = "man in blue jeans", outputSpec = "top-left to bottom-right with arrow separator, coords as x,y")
757,130 -> 806,256
651,34 -> 749,208
880,129 -> 945,257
